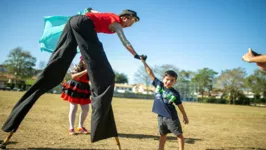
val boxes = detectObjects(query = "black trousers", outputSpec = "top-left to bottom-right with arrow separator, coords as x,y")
2,15 -> 118,142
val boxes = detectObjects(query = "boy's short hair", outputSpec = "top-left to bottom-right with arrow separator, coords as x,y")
119,9 -> 140,22
164,70 -> 178,79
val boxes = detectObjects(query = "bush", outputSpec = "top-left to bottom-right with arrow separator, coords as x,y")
235,98 -> 250,105
250,98 -> 266,105
198,98 -> 227,104
198,97 -> 252,105
215,99 -> 227,104
113,92 -> 154,99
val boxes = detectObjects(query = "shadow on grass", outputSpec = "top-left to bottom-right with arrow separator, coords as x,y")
0,140 -> 17,145
0,140 -> 17,150
1,133 -> 201,149
0,140 -> 124,150
206,147 -> 266,150
4,147 -> 124,150
118,133 -> 202,144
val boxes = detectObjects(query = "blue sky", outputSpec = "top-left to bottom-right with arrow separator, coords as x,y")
0,0 -> 265,84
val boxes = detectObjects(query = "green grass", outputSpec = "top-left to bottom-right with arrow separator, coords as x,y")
0,91 -> 266,150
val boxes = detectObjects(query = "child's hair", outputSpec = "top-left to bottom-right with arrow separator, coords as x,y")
164,70 -> 178,79
72,59 -> 86,73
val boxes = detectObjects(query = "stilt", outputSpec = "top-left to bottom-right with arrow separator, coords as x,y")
115,136 -> 121,150
0,132 -> 14,149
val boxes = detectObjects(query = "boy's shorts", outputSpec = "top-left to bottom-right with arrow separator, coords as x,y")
158,116 -> 183,136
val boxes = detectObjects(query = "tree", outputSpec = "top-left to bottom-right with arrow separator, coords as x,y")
214,67 -> 246,104
114,71 -> 128,83
153,64 -> 180,79
4,47 -> 36,79
191,68 -> 218,97
174,70 -> 198,101
134,65 -> 153,95
63,63 -> 74,82
64,72 -> 72,82
177,70 -> 194,83
134,64 -> 180,95
135,64 -> 179,85
245,69 -> 266,105
38,61 -> 46,70
134,66 -> 151,86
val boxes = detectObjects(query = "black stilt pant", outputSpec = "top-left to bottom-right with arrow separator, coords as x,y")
2,15 -> 117,143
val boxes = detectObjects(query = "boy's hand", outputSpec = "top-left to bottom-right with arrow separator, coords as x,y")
140,56 -> 146,63
140,55 -> 147,61
183,115 -> 189,124
139,55 -> 147,61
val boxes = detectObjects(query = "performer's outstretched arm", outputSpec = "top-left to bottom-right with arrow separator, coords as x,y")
246,55 -> 266,63
242,48 -> 266,63
242,48 -> 266,71
109,23 -> 138,57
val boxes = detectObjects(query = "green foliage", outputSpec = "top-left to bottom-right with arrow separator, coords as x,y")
177,70 -> 194,83
214,67 -> 246,104
191,68 -> 218,96
113,91 -> 154,99
134,66 -> 151,87
245,69 -> 266,101
64,72 -> 72,81
234,98 -> 250,105
198,98 -> 227,104
153,64 -> 179,79
115,71 -> 128,83
4,47 -> 36,79
25,79 -> 35,85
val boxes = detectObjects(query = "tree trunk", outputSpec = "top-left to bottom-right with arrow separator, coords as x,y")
228,96 -> 231,105
208,90 -> 211,98
201,91 -> 204,98
233,93 -> 235,105
263,92 -> 266,106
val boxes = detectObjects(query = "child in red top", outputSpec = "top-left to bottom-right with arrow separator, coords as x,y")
61,56 -> 91,135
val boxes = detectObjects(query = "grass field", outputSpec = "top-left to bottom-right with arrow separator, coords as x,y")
0,91 -> 266,150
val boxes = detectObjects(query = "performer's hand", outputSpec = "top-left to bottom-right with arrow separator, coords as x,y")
134,54 -> 140,60
134,54 -> 147,61
242,48 -> 255,63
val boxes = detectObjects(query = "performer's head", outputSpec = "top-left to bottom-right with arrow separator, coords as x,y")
119,9 -> 140,28
163,70 -> 178,89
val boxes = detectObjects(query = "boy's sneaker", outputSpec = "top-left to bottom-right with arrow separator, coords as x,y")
69,128 -> 76,135
77,127 -> 89,134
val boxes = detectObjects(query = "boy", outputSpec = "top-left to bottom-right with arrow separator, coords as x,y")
140,57 -> 189,150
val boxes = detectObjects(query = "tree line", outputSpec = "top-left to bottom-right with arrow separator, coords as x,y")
2,47 -> 266,105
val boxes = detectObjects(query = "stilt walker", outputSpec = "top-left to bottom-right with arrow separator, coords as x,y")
1,8 -> 146,149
